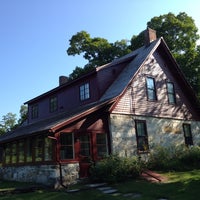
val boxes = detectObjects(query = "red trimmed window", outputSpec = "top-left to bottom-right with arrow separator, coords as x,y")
60,133 -> 74,160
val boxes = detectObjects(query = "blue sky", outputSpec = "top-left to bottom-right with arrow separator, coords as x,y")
0,0 -> 200,119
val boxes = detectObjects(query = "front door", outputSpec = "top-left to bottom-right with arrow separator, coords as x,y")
78,133 -> 92,178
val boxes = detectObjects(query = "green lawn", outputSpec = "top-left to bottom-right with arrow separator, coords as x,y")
0,170 -> 200,200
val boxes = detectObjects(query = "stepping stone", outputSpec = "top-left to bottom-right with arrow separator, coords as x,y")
67,189 -> 80,193
86,183 -> 107,188
111,192 -> 121,196
102,189 -> 118,194
123,193 -> 142,198
158,198 -> 168,200
97,186 -> 112,191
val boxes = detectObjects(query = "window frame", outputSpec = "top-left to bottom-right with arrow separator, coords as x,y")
183,123 -> 193,147
2,135 -> 54,166
166,82 -> 176,104
79,83 -> 90,101
146,77 -> 157,101
135,120 -> 149,153
49,96 -> 58,113
60,132 -> 75,160
31,104 -> 38,119
96,133 -> 108,158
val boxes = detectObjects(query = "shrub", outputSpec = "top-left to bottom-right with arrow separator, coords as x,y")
147,145 -> 200,171
179,146 -> 200,169
89,154 -> 143,183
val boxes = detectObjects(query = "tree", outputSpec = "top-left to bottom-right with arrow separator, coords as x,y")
0,112 -> 17,134
66,31 -> 131,80
0,105 -> 28,135
131,12 -> 200,97
18,105 -> 28,125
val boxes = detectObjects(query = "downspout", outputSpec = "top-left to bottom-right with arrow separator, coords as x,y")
48,135 -> 68,189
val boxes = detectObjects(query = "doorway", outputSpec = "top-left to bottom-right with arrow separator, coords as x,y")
78,133 -> 92,178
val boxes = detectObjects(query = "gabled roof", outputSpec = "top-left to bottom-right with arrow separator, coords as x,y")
100,38 -> 161,102
1,36 -> 199,143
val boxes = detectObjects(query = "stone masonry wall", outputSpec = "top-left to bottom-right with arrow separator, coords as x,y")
0,163 -> 79,188
109,114 -> 200,157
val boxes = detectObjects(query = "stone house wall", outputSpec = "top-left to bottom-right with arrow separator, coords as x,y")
0,162 -> 79,188
109,113 -> 200,157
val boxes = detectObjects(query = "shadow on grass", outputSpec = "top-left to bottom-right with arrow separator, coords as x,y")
0,170 -> 200,200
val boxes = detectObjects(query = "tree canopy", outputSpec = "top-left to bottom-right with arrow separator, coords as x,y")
67,31 -> 131,80
66,12 -> 200,99
0,105 -> 27,135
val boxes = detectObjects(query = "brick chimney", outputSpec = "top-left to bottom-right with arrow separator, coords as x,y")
59,76 -> 68,86
144,27 -> 157,45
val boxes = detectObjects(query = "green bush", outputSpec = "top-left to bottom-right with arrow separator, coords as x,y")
89,154 -> 143,183
179,146 -> 200,169
147,145 -> 200,171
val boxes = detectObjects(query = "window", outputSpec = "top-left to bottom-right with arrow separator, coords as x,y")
44,137 -> 53,161
135,120 -> 149,152
80,83 -> 90,101
5,143 -> 11,164
26,138 -> 33,162
60,133 -> 74,160
31,104 -> 38,119
35,136 -> 43,162
167,82 -> 176,104
96,133 -> 108,157
18,140 -> 25,163
146,77 -> 157,101
11,143 -> 17,164
49,96 -> 58,113
79,135 -> 90,157
183,124 -> 193,146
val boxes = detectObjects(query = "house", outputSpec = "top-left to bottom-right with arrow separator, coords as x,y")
0,28 -> 200,187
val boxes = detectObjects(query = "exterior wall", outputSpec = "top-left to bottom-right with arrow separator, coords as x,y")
27,60 -> 128,124
28,75 -> 99,124
109,113 -> 200,157
113,52 -> 198,120
0,163 -> 79,188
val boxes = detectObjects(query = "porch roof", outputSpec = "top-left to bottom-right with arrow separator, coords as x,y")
0,99 -> 115,143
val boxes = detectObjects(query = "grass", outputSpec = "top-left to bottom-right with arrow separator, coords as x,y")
0,170 -> 200,200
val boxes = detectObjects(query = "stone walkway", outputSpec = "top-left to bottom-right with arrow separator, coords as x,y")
83,182 -> 168,199
67,170 -> 168,200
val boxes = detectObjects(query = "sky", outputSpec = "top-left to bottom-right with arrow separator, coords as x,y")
0,0 -> 200,120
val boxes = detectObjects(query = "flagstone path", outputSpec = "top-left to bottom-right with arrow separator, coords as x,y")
68,170 -> 168,199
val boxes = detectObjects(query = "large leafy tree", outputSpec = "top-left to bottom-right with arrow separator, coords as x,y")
66,31 -> 131,80
131,12 -> 200,98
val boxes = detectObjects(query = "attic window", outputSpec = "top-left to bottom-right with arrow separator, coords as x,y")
146,77 -> 157,101
80,83 -> 90,101
166,82 -> 176,104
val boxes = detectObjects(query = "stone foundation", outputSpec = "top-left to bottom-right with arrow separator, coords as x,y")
0,163 -> 79,188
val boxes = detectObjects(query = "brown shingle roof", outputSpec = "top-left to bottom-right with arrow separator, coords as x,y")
0,99 -> 115,143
